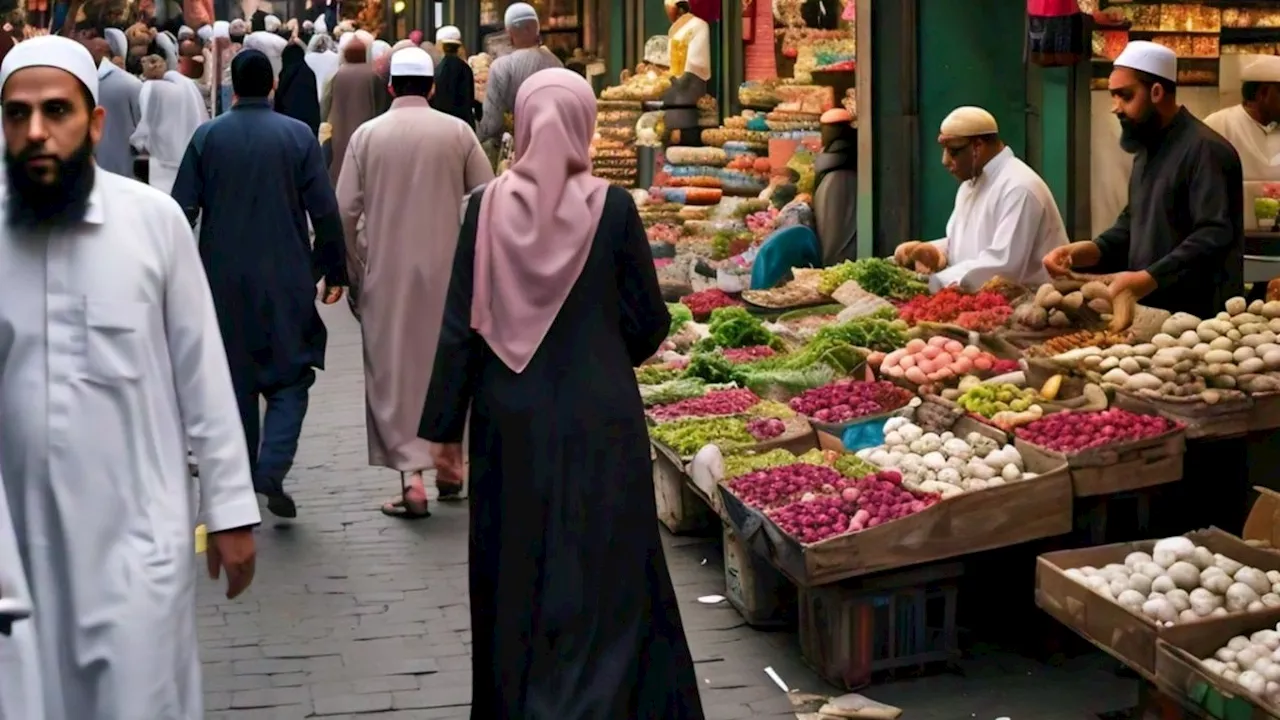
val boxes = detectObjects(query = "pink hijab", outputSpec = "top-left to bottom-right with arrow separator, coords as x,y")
472,69 -> 609,373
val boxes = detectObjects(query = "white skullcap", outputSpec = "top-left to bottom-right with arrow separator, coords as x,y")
1243,54 -> 1280,83
302,19 -> 313,29
1114,40 -> 1177,83
436,25 -> 461,44
504,2 -> 538,26
938,106 -> 998,139
314,15 -> 328,34
1,35 -> 99,104
178,25 -> 194,38
264,14 -> 281,32
196,25 -> 213,42
104,27 -> 127,57
390,46 -> 432,77
213,20 -> 230,39
229,18 -> 247,33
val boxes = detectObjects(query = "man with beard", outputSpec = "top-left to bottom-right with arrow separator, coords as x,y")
1044,40 -> 1244,319
172,49 -> 346,518
895,105 -> 1067,290
0,35 -> 259,718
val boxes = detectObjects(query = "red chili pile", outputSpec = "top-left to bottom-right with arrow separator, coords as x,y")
788,380 -> 914,424
680,289 -> 743,319
898,289 -> 1012,332
649,388 -> 760,422
1015,408 -> 1179,453
746,417 -> 786,440
723,345 -> 777,364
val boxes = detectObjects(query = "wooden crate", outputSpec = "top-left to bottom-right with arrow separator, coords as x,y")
1120,389 -> 1253,441
653,445 -> 715,535
723,523 -> 795,628
1014,396 -> 1187,497
797,563 -> 962,690
1250,393 -> 1280,433
1036,528 -> 1280,681
1156,613 -> 1280,720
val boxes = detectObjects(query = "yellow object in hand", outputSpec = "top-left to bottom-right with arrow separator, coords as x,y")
194,524 -> 207,554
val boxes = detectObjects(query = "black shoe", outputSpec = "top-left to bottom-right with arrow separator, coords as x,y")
266,492 -> 297,519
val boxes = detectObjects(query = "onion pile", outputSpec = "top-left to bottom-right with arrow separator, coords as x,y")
1200,623 -> 1280,708
787,380 -> 914,424
649,388 -> 760,422
1015,408 -> 1178,453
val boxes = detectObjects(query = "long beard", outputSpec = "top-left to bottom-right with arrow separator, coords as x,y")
1118,111 -> 1159,154
5,136 -> 97,230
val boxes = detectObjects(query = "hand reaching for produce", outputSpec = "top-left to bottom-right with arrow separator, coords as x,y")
893,241 -> 921,267
1108,270 -> 1157,302
1043,241 -> 1101,278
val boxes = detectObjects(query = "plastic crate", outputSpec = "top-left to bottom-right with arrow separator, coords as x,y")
722,524 -> 795,627
797,564 -> 962,690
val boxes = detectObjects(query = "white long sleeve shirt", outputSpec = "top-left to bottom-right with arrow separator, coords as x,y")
928,146 -> 1068,291
0,169 -> 259,719
1204,104 -> 1280,230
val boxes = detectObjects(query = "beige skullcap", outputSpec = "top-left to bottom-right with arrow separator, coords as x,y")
938,106 -> 998,142
1243,54 -> 1280,83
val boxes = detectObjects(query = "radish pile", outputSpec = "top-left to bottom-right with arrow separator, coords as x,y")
765,470 -> 940,545
878,337 -> 1014,386
1015,408 -> 1178,454
723,345 -> 777,364
787,379 -> 914,424
728,463 -> 846,509
746,417 -> 786,440
857,418 -> 1037,498
680,289 -> 743,319
898,289 -> 1013,332
649,388 -> 760,422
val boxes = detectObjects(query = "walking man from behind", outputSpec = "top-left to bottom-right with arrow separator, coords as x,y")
475,2 -> 561,148
336,48 -> 492,518
172,48 -> 348,518
0,36 -> 259,718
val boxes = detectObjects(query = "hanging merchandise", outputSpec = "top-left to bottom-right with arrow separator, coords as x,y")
1027,0 -> 1087,67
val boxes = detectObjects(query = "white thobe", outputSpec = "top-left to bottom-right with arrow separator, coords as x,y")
1204,104 -> 1280,230
928,146 -> 1068,291
0,467 -> 42,720
244,30 -> 288,78
132,72 -> 209,196
0,169 -> 260,720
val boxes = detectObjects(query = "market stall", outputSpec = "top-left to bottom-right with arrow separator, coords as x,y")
636,261 -> 1280,700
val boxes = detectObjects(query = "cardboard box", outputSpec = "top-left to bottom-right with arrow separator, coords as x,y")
1036,528 -> 1280,681
719,441 -> 1073,586
1243,486 -> 1280,552
1156,613 -> 1280,720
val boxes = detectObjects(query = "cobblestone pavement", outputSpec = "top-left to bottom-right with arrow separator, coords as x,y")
197,305 -> 1136,720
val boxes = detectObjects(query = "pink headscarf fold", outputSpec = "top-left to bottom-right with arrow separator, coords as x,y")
471,68 -> 609,373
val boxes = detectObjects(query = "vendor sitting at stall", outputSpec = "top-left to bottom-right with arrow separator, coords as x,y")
894,106 -> 1068,291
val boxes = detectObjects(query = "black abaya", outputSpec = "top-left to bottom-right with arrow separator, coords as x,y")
275,44 -> 321,137
419,186 -> 705,720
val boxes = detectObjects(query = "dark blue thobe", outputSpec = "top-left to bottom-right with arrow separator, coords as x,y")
172,98 -> 344,496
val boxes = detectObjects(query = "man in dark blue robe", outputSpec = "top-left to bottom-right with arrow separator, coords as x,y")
172,49 -> 347,519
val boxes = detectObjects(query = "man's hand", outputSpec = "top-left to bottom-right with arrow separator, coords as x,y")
207,527 -> 256,600
1043,241 -> 1101,278
1108,270 -> 1158,301
316,280 -> 345,304
893,241 -> 922,267
429,442 -> 465,486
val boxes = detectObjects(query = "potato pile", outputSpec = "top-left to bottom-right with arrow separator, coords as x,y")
1064,537 -> 1280,627
1012,280 -> 1114,331
1048,296 -> 1280,399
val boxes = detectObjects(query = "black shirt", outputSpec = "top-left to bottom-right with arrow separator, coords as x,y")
1092,107 -> 1244,319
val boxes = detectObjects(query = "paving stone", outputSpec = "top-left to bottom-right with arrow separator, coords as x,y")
229,686 -> 310,708
311,692 -> 394,715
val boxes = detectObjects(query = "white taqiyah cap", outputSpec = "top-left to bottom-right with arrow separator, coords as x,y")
264,14 -> 281,31
196,25 -> 213,42
1114,40 -> 1177,83
938,106 -> 998,139
0,35 -> 99,104
1243,54 -> 1280,83
504,2 -> 538,26
390,46 -> 433,77
213,20 -> 230,39
436,25 -> 461,43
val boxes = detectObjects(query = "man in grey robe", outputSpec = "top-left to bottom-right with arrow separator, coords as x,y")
475,2 -> 562,148
82,37 -> 140,178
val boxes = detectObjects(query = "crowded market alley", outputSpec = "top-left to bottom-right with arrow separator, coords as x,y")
192,304 -> 1135,720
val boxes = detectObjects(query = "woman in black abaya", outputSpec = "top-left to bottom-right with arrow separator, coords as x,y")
418,69 -> 704,720
274,42 -> 320,137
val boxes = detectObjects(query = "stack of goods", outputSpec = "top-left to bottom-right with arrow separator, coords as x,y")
468,53 -> 491,102
653,147 -> 725,207
591,100 -> 642,187
1223,7 -> 1280,28
697,95 -> 720,129
721,143 -> 771,196
856,418 -> 1039,498
738,80 -> 782,110
785,29 -> 855,79
600,67 -> 671,102
704,113 -> 771,148
1044,296 -> 1280,399
1010,280 -> 1118,333
1015,407 -> 1180,454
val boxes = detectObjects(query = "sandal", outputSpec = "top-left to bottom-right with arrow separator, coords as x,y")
436,478 -> 465,502
380,473 -> 430,519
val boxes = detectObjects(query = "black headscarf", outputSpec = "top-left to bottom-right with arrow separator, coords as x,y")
274,43 -> 321,136
815,120 -> 857,188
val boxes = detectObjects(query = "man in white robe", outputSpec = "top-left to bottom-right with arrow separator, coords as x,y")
1205,55 -> 1280,229
131,64 -> 209,195
894,106 -> 1068,290
0,36 -> 259,720
244,13 -> 288,77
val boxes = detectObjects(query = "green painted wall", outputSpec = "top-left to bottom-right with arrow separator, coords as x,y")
608,2 -> 624,84
915,0 -> 1030,240
1038,67 -> 1071,224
